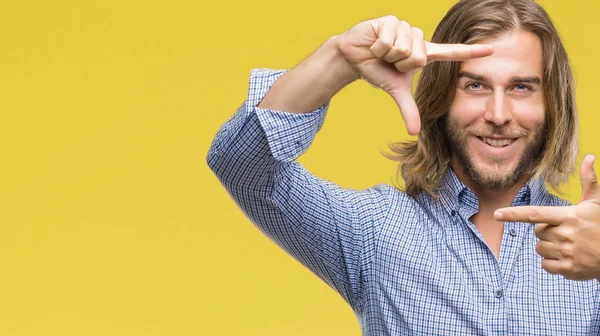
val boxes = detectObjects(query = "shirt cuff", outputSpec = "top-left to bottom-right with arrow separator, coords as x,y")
247,68 -> 330,162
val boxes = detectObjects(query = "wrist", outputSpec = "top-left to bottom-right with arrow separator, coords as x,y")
326,35 -> 361,85
257,35 -> 359,114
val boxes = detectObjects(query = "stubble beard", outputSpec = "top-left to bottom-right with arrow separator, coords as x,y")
444,116 -> 547,191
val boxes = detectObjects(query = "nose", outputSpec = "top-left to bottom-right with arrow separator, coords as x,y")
484,90 -> 513,126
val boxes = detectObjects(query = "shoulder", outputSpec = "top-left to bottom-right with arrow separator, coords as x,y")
367,183 -> 424,219
368,183 -> 418,205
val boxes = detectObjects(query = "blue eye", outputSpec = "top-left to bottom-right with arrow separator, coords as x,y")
467,82 -> 482,90
514,84 -> 530,91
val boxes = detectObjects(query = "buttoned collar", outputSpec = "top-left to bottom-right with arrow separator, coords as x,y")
436,167 -> 548,225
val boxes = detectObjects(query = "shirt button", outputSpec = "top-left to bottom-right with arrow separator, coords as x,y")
509,229 -> 517,237
451,210 -> 456,217
495,290 -> 503,298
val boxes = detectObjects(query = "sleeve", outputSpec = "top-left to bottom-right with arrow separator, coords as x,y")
206,68 -> 390,309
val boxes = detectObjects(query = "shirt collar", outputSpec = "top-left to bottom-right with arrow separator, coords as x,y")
437,167 -> 549,224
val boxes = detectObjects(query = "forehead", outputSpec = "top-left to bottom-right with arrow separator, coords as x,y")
459,31 -> 543,81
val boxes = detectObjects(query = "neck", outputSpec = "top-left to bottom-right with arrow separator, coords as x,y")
449,160 -> 530,259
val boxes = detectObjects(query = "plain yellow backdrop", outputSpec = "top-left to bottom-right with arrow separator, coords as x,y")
0,0 -> 598,335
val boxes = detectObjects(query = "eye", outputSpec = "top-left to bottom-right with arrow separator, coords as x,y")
514,84 -> 531,92
466,82 -> 483,90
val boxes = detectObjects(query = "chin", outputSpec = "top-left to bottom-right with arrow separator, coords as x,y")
468,160 -> 523,190
445,117 -> 547,191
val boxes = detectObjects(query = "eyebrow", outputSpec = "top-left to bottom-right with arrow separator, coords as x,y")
458,71 -> 541,85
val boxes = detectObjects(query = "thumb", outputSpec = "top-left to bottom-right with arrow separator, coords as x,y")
580,154 -> 599,203
388,83 -> 421,135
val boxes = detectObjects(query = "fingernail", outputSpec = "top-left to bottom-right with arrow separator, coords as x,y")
494,211 -> 503,220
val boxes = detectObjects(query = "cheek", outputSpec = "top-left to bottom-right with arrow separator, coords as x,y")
449,92 -> 488,125
513,99 -> 545,129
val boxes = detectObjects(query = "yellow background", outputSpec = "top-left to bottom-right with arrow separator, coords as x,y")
0,0 -> 597,335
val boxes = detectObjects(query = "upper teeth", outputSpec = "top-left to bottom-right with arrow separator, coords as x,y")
482,137 -> 513,147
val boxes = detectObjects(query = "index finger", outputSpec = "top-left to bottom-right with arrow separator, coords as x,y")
425,42 -> 493,63
494,206 -> 572,225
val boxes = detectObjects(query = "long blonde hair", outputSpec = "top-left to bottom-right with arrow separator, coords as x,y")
386,0 -> 577,197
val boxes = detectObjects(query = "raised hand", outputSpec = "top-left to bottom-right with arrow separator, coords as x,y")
494,154 -> 600,281
336,15 -> 493,135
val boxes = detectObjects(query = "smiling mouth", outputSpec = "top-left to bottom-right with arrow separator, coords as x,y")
477,136 -> 516,147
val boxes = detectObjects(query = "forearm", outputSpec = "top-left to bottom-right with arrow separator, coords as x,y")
257,35 -> 359,114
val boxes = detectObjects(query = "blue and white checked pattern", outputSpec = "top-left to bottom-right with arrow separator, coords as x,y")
207,68 -> 600,335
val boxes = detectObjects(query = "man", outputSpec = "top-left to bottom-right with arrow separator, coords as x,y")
207,0 -> 600,334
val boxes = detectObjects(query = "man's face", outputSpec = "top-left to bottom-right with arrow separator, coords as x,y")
447,31 -> 546,190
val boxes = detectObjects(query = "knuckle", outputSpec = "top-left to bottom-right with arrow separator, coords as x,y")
411,26 -> 424,36
564,215 -> 578,226
415,55 -> 427,67
399,20 -> 411,31
589,172 -> 598,186
527,210 -> 541,222
384,14 -> 399,22
378,37 -> 394,52
564,209 -> 578,223
380,39 -> 394,49
449,50 -> 460,60
560,245 -> 574,258
395,46 -> 412,58
535,242 -> 543,255
502,212 -> 515,221
558,227 -> 575,243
